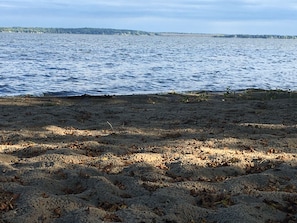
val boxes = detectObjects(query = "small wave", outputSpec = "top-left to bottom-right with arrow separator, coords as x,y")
46,67 -> 69,71
0,84 -> 19,95
42,91 -> 81,97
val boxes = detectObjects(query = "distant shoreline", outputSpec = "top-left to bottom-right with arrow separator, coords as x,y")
1,27 -> 297,39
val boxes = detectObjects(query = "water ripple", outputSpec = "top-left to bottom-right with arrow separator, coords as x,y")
1,33 -> 297,96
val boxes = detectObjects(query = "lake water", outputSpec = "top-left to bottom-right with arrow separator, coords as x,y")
1,33 -> 297,96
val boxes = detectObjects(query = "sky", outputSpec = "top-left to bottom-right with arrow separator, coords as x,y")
1,0 -> 297,35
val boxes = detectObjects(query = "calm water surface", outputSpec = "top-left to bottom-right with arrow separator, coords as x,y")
0,33 -> 296,96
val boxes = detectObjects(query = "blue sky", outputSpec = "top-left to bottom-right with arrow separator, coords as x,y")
1,0 -> 297,35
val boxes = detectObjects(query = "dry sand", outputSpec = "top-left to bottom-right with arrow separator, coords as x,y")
0,90 -> 297,223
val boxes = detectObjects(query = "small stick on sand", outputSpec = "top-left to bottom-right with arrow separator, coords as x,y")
106,121 -> 114,131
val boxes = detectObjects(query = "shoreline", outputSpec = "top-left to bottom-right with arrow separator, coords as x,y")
0,89 -> 297,222
1,88 -> 296,98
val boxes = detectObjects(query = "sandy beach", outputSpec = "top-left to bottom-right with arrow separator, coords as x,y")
0,90 -> 297,223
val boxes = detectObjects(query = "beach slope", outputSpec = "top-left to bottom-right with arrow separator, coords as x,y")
0,90 -> 297,222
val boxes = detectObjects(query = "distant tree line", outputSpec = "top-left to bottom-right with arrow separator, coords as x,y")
213,34 -> 297,39
0,27 -> 296,39
0,27 -> 156,35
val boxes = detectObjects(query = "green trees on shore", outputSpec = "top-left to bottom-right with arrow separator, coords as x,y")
213,34 -> 297,39
0,27 -> 154,35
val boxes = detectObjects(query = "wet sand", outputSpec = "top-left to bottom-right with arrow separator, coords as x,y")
0,90 -> 297,222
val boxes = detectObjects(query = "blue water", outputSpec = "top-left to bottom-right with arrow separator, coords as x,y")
1,33 -> 297,96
